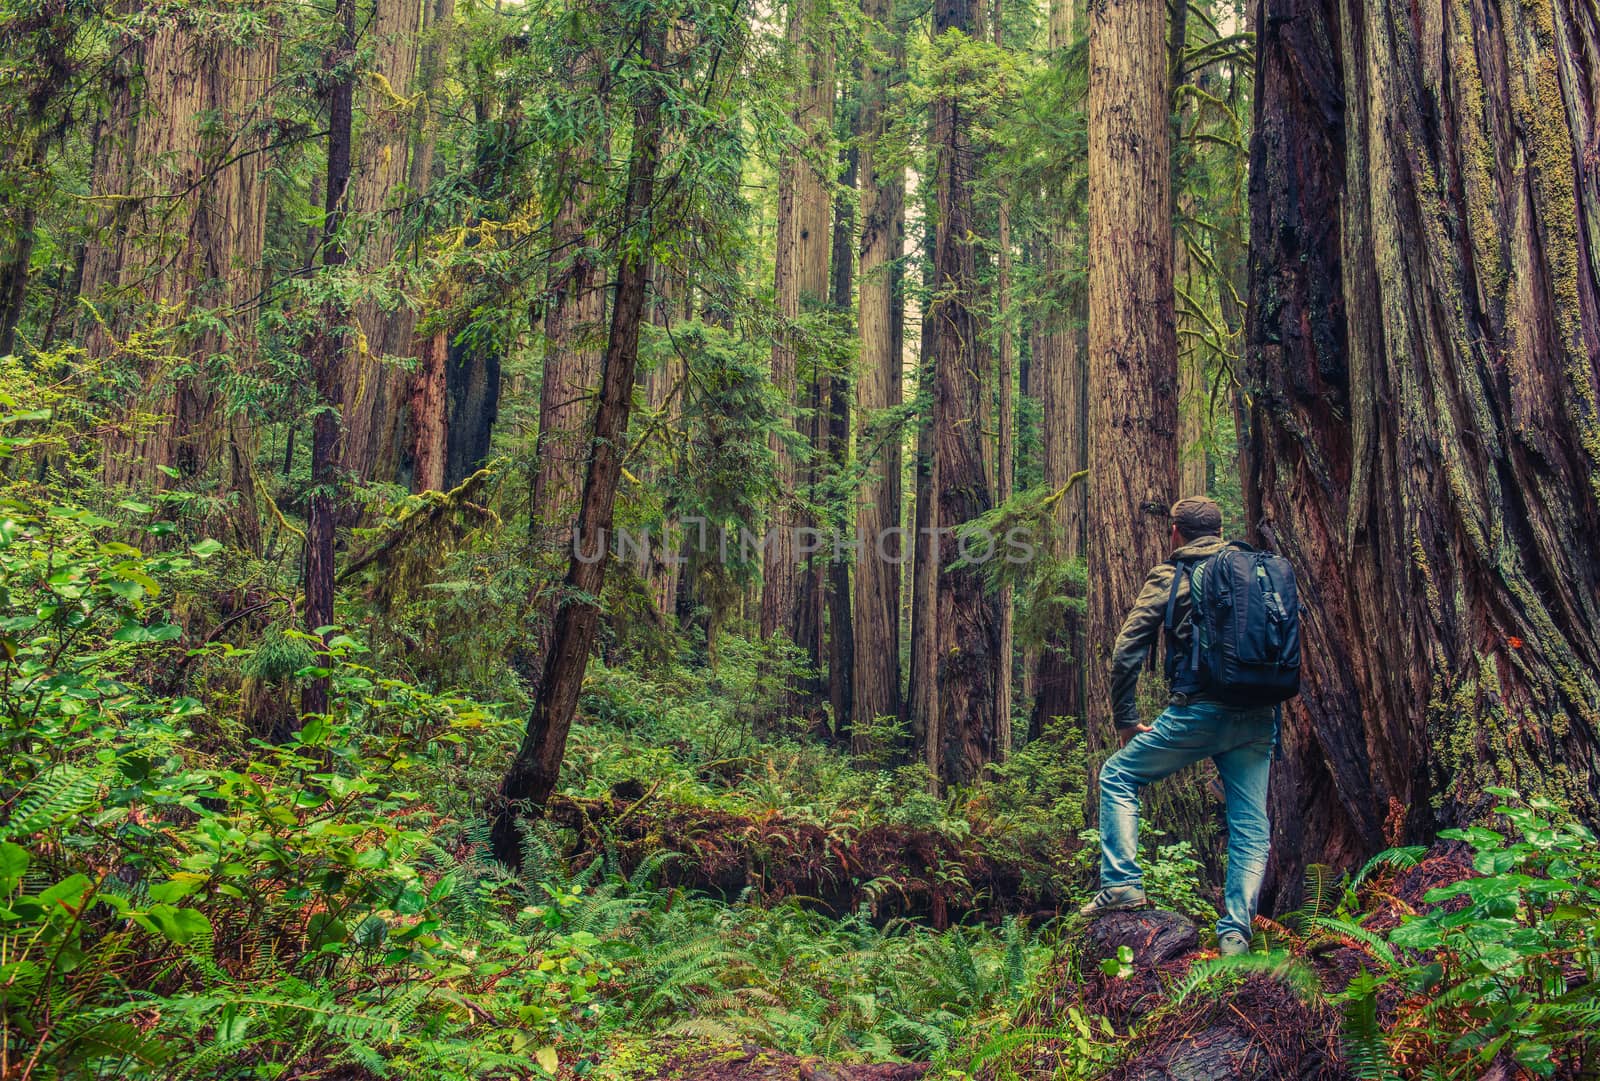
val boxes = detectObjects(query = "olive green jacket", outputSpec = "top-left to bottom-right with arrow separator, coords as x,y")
1108,534 -> 1227,729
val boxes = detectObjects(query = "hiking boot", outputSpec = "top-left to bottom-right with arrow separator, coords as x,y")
1218,930 -> 1250,957
1077,886 -> 1149,917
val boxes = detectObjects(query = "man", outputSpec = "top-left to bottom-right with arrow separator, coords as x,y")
1078,496 -> 1276,957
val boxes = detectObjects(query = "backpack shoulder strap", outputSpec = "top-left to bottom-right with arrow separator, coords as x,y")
1164,556 -> 1197,632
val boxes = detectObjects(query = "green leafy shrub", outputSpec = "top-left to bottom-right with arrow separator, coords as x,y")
1335,790 -> 1600,1079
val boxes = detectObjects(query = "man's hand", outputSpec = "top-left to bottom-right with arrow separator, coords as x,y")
1118,723 -> 1153,747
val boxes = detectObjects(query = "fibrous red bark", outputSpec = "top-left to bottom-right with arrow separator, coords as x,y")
1247,0 -> 1600,901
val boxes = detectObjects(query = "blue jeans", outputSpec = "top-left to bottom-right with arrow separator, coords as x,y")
1098,699 -> 1277,942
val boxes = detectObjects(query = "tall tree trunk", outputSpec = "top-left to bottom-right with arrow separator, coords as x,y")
1084,0 -> 1180,740
302,0 -> 358,723
851,0 -> 906,741
829,136 -> 858,739
910,314 -> 939,777
337,0 -> 429,486
80,7 -> 278,549
1033,0 -> 1087,733
762,0 -> 835,690
400,0 -> 458,493
1170,0 -> 1208,499
532,104 -> 606,544
931,0 -> 999,785
492,23 -> 669,864
407,329 -> 451,492
993,0 -> 1014,759
523,36 -> 609,684
1247,0 -> 1600,904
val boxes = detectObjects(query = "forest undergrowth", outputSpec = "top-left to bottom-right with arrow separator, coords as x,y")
3,432 -> 1597,1081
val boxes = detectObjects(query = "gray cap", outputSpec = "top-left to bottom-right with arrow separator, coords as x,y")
1170,496 -> 1222,539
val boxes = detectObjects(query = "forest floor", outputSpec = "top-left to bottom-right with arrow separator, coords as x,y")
567,841 -> 1532,1081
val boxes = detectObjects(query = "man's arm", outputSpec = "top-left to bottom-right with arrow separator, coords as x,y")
1108,563 -> 1175,730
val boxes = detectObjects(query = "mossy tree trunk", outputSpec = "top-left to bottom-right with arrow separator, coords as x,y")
1247,0 -> 1600,902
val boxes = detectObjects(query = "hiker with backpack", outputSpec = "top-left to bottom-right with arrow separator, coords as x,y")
1078,497 -> 1301,957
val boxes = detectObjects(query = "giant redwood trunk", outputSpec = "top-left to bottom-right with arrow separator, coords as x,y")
1084,0 -> 1180,740
492,23 -> 668,866
1033,0 -> 1089,735
81,7 -> 278,549
930,0 -> 1000,786
1247,0 -> 1600,902
850,0 -> 906,739
335,0 -> 432,487
761,0 -> 834,683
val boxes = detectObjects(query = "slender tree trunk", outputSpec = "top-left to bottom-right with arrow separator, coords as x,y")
910,316 -> 939,778
1170,0 -> 1207,498
993,0 -> 1014,759
1248,0 -> 1600,904
851,0 -> 906,741
302,0 -> 358,723
492,23 -> 669,864
828,136 -> 858,739
1033,0 -> 1087,733
522,36 -> 610,685
931,0 -> 999,785
1084,0 -> 1179,741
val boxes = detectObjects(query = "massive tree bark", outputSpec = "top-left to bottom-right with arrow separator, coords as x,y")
1033,0 -> 1088,734
761,0 -> 835,686
1248,0 -> 1600,902
930,0 -> 1000,785
80,7 -> 279,548
493,22 -> 669,865
1084,0 -> 1180,738
851,0 -> 906,738
336,0 -> 431,486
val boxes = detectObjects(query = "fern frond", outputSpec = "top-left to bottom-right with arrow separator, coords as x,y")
2,763 -> 103,838
1172,951 -> 1321,1004
1351,845 -> 1429,891
1307,916 -> 1396,969
1303,863 -> 1339,919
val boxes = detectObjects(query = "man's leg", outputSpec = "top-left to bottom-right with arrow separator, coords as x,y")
1097,703 -> 1222,894
1212,719 -> 1275,943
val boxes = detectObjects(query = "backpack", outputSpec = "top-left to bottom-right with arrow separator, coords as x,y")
1164,541 -> 1301,708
